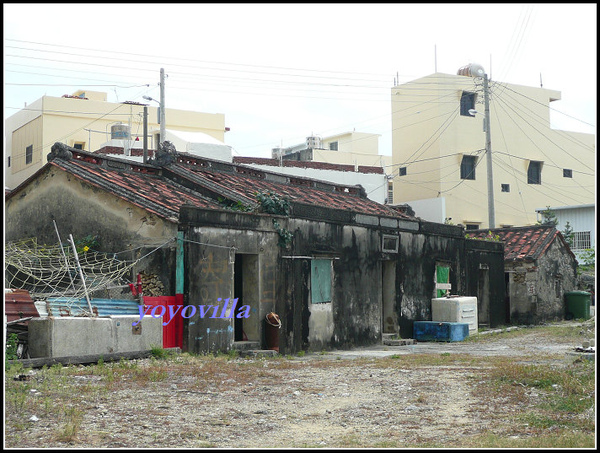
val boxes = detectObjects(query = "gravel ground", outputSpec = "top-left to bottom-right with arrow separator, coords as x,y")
5,319 -> 595,448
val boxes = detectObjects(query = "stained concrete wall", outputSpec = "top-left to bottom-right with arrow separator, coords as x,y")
181,209 -> 280,354
180,206 -> 506,355
28,315 -> 162,358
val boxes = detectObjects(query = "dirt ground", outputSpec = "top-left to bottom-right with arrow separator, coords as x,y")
5,320 -> 596,448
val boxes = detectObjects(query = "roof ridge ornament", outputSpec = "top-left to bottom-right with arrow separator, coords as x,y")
151,140 -> 178,166
47,142 -> 73,162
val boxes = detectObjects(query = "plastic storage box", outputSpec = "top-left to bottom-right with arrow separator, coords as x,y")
413,321 -> 470,342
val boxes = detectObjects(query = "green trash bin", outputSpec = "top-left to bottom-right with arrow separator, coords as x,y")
564,291 -> 591,320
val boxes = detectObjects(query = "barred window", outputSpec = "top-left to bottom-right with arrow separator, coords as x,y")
572,231 -> 591,250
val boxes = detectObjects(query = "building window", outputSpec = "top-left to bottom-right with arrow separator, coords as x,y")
25,145 -> 33,165
399,167 -> 407,176
501,184 -> 510,192
329,141 -> 338,151
311,259 -> 332,304
387,182 -> 393,204
7,156 -> 11,167
527,161 -> 542,184
460,155 -> 476,180
563,169 -> 573,178
435,263 -> 451,298
73,142 -> 85,150
465,224 -> 479,231
382,235 -> 399,253
460,91 -> 476,116
555,276 -> 562,299
572,231 -> 592,250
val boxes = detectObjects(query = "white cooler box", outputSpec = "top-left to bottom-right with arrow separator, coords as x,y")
431,296 -> 478,334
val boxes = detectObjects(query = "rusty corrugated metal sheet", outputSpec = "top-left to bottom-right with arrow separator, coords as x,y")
5,289 -> 40,324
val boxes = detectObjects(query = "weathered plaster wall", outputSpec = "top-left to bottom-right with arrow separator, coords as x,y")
397,225 -> 465,338
5,166 -> 179,296
181,210 -> 280,353
464,239 -> 506,327
180,207 -> 506,354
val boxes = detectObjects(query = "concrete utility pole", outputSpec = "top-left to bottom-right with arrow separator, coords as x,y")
464,63 -> 495,229
482,72 -> 495,229
160,68 -> 166,147
143,105 -> 148,164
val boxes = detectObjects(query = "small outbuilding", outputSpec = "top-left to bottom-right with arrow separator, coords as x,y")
468,225 -> 578,324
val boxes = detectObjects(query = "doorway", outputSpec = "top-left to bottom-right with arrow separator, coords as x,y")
382,261 -> 398,334
477,267 -> 490,327
234,254 -> 259,342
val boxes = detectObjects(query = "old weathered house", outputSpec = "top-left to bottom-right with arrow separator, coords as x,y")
469,226 -> 578,324
6,143 -> 505,354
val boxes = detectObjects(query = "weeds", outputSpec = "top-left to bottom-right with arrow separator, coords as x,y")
55,405 -> 84,443
4,322 -> 595,448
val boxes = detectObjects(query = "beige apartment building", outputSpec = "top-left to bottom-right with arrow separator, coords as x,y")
273,131 -> 386,167
5,90 -> 227,189
390,71 -> 595,230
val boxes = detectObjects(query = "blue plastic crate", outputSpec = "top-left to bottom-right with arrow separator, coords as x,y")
413,321 -> 470,342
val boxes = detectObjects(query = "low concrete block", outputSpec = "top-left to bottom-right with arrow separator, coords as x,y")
28,316 -> 162,358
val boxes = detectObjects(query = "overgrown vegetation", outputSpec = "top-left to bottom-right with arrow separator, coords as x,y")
6,333 -> 20,361
255,191 -> 290,215
465,230 -> 501,242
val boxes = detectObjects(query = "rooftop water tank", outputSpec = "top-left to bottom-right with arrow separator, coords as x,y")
111,123 -> 131,140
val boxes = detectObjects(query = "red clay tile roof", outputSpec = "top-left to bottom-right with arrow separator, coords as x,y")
169,160 -> 405,218
48,158 -> 222,222
467,225 -> 574,262
24,146 -> 415,223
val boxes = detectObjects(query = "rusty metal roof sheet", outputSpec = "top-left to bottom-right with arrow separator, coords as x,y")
5,289 -> 40,324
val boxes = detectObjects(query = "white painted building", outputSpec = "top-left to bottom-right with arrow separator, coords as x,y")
536,204 -> 596,262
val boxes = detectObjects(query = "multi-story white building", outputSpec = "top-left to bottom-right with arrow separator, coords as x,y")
536,204 -> 596,262
5,90 -> 227,189
390,69 -> 595,230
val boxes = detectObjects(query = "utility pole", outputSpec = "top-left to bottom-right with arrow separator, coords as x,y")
143,105 -> 148,164
463,63 -> 496,229
482,72 -> 495,229
159,68 -> 166,147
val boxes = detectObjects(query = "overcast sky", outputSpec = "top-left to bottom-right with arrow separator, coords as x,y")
3,3 -> 597,159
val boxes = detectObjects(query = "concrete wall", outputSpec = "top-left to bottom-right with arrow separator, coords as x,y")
181,210 -> 280,354
28,315 -> 162,358
180,206 -> 506,354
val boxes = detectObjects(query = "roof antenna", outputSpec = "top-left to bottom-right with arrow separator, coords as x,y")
540,73 -> 543,88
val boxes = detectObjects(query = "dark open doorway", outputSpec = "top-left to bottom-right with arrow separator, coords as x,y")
234,254 -> 260,343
